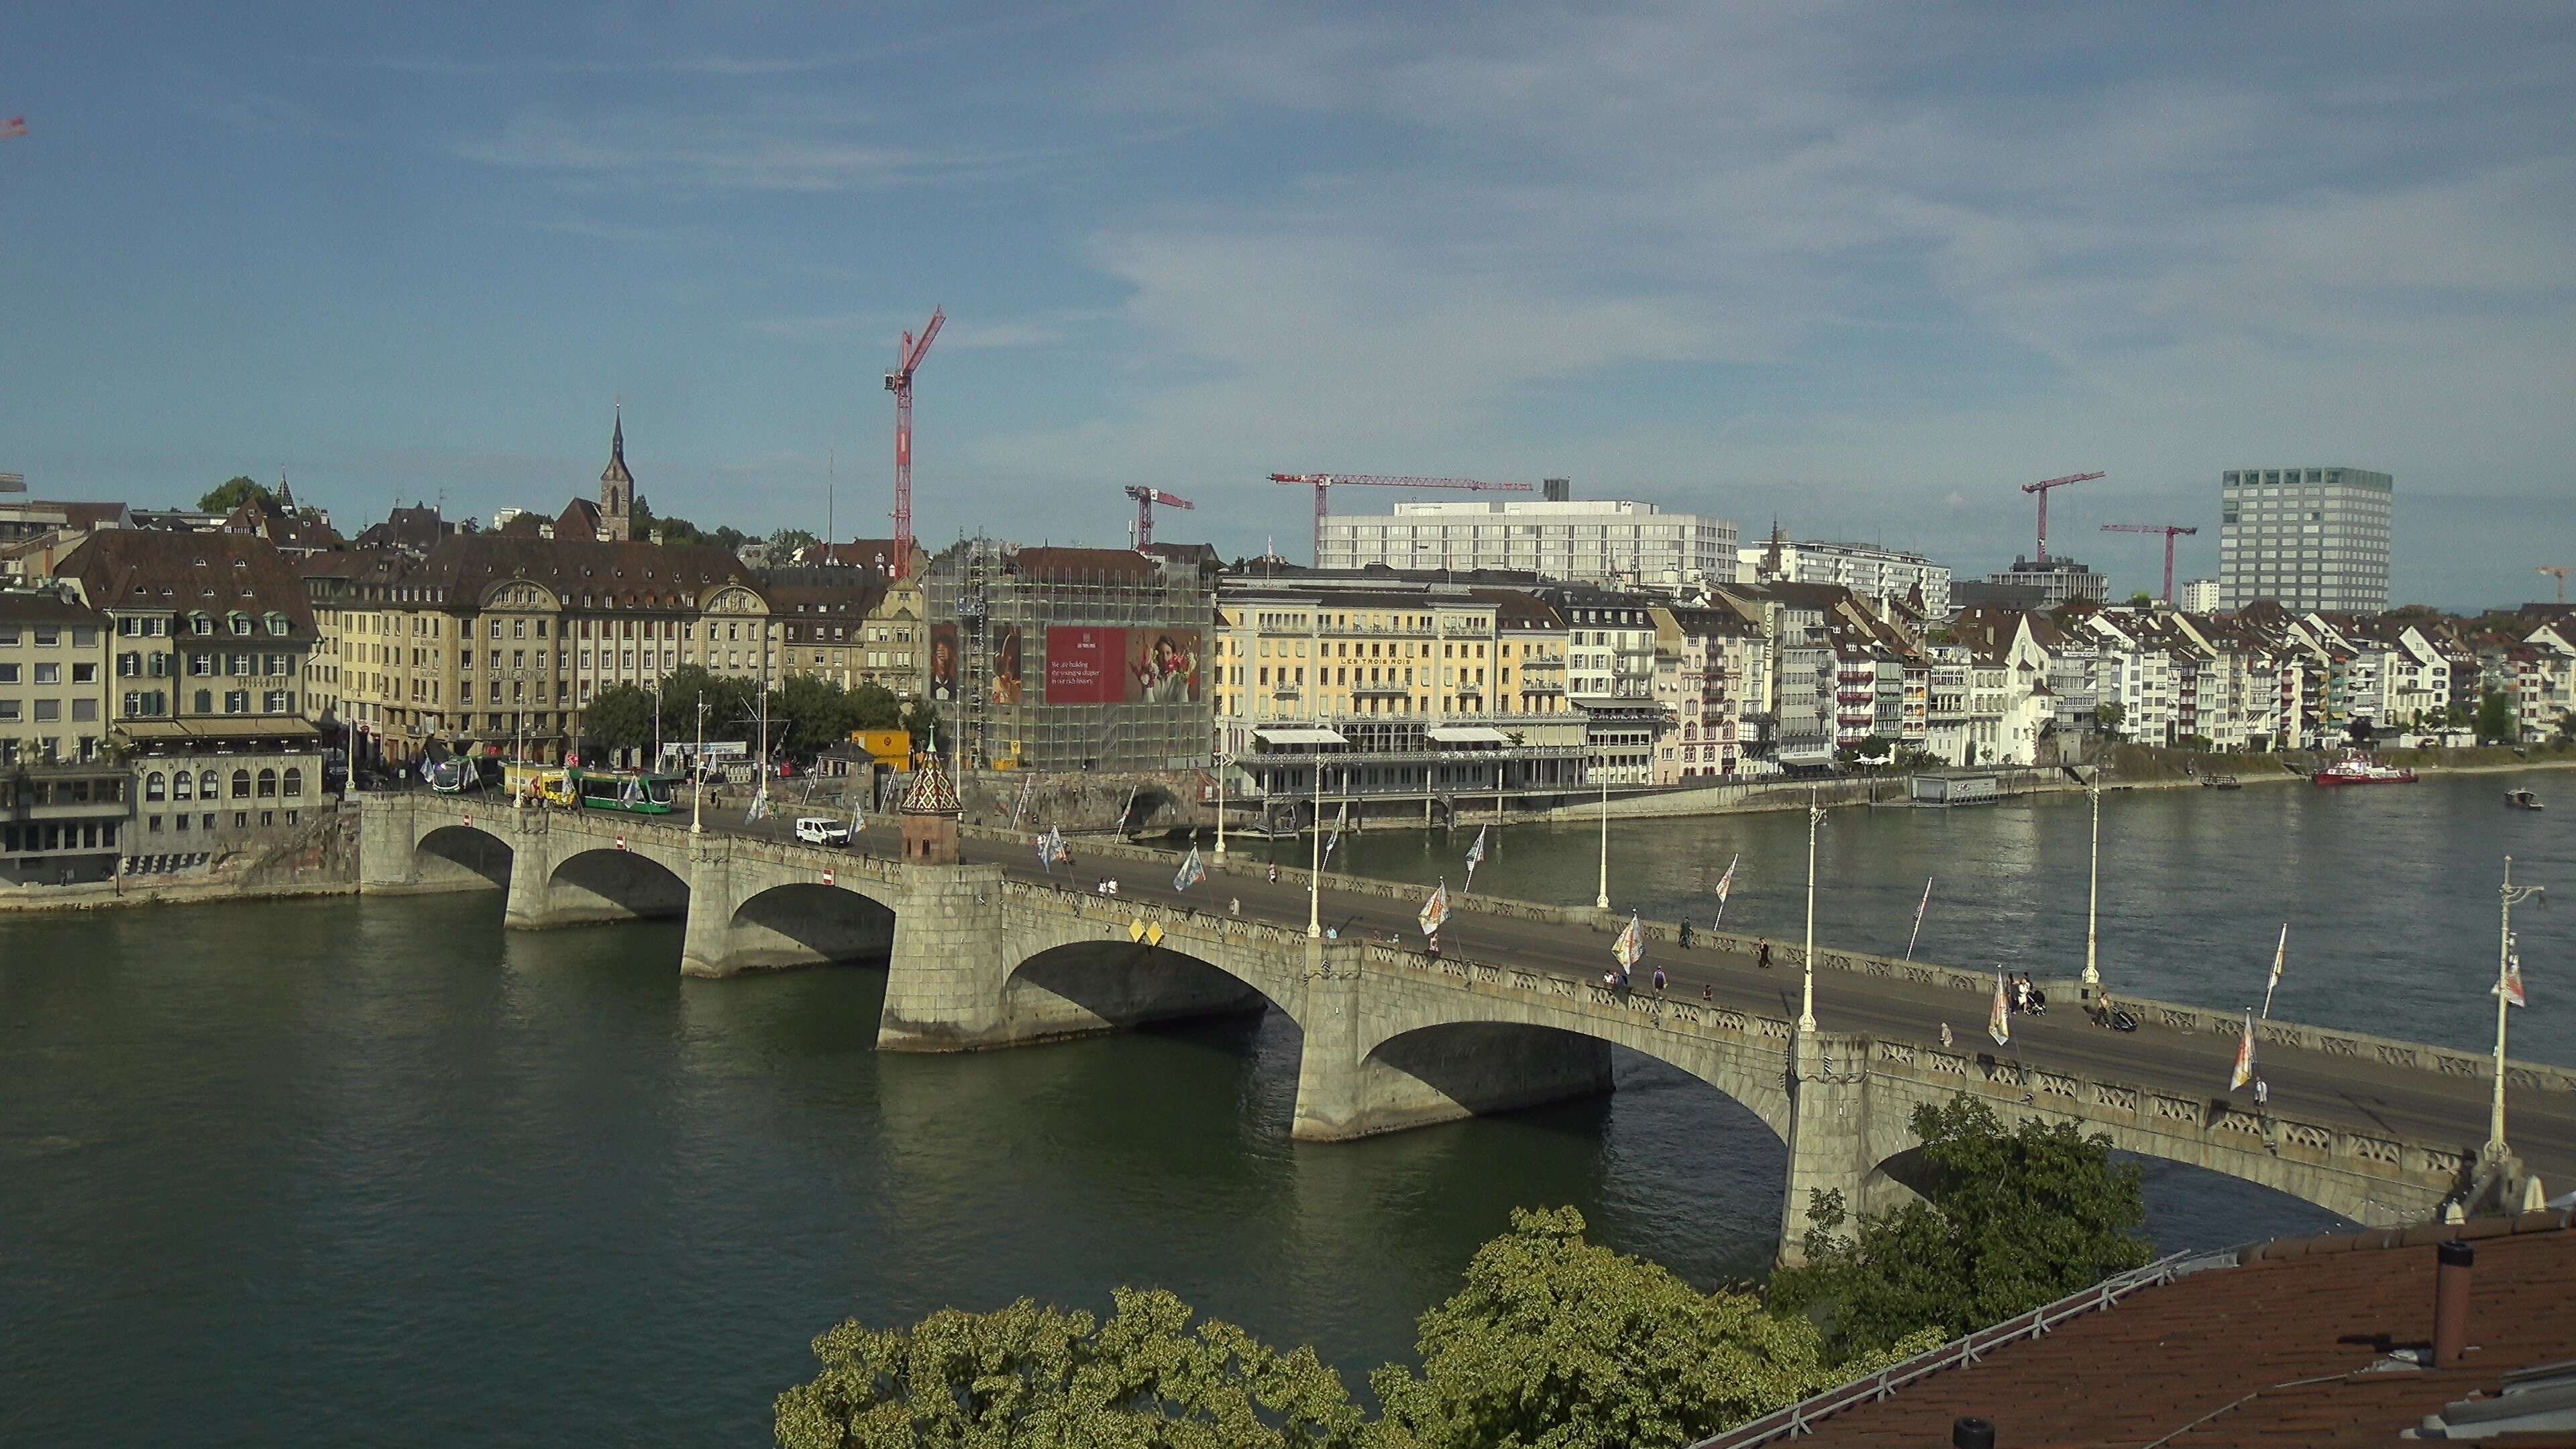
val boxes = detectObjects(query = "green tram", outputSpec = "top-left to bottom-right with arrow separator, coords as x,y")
565,767 -> 680,815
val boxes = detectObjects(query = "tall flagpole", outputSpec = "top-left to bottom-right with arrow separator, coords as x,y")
1214,751 -> 1228,860
2491,855 -> 2546,1159
1800,788 -> 1820,1034
1905,875 -> 1931,962
1595,754 -> 1610,911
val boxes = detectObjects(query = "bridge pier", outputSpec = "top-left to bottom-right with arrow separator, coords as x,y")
501,818 -> 555,928
1294,947 -> 1618,1142
678,844 -> 735,977
1778,1030 -> 1882,1268
877,863 -> 1014,1051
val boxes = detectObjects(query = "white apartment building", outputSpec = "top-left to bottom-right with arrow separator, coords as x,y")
1739,539 -> 1951,618
1319,498 -> 1739,589
2180,578 -> 2220,614
2219,466 -> 2393,613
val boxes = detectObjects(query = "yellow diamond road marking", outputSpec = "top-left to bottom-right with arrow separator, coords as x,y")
1146,922 -> 1165,947
1128,919 -> 1146,943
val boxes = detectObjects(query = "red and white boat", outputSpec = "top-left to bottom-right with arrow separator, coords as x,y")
2312,752 -> 2417,786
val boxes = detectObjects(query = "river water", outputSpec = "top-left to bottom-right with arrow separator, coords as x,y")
3,771 -> 2565,1446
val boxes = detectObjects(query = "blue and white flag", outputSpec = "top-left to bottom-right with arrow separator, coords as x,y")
1463,825 -> 1488,890
1037,826 -> 1067,871
1322,804 -> 1346,867
745,788 -> 769,825
1173,845 -> 1207,893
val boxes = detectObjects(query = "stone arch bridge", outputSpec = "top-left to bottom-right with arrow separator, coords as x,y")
360,794 -> 2560,1259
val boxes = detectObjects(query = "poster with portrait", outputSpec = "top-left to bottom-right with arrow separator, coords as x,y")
1126,628 -> 1201,704
1044,626 -> 1124,704
989,625 -> 1023,706
928,625 -> 959,702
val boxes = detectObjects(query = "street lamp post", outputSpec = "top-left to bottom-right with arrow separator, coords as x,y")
1595,750 -> 1611,911
1800,787 -> 1821,1034
690,700 -> 707,836
2489,855 -> 2546,1160
1307,755 -> 1324,939
2082,775 -> 2103,991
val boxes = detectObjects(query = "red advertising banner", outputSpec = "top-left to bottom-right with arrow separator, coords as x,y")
1044,626 -> 1126,704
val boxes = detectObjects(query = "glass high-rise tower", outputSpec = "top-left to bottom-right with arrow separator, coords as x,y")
2218,466 -> 2392,613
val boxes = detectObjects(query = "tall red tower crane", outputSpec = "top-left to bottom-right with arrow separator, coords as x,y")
882,306 -> 944,580
2101,523 -> 2199,603
1267,474 -> 1537,563
2021,471 -> 2104,561
1125,486 -> 1193,549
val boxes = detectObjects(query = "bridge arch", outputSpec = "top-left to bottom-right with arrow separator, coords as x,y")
722,881 -> 898,972
1351,1015 -> 1794,1144
1001,936 -> 1288,1044
415,822 -> 513,890
541,845 -> 692,927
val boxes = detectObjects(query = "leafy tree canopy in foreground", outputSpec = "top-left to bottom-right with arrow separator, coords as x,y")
1770,1095 -> 2153,1364
199,476 -> 272,513
775,1285 -> 1365,1449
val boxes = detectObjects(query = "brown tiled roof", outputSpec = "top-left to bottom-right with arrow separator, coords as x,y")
814,538 -> 922,572
354,535 -> 759,610
0,587 -> 106,625
1760,1211 -> 2576,1449
25,500 -> 135,530
53,529 -> 319,637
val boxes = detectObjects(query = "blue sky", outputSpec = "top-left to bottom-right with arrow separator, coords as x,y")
2,2 -> 2570,607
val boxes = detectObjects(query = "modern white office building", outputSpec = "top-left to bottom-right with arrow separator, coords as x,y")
1738,538 -> 1950,617
1318,492 -> 1739,589
2219,466 -> 2393,614
2180,578 -> 2220,614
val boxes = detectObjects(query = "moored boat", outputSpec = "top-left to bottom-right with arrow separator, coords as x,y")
2505,788 -> 2545,810
2311,753 -> 2417,786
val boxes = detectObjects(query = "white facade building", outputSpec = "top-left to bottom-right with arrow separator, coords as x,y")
1739,539 -> 1951,617
2219,466 -> 2393,613
1320,498 -> 1739,589
2180,578 -> 2220,614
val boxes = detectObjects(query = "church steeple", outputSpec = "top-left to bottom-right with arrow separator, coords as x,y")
276,470 -> 295,513
598,405 -> 634,541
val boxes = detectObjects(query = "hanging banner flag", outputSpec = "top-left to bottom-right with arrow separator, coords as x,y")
1037,826 -> 1070,871
1322,803 -> 1348,868
745,788 -> 770,825
2229,1010 -> 2257,1091
1904,876 -> 1933,963
1613,912 -> 1645,973
1417,880 -> 1450,938
1173,845 -> 1206,893
1988,967 -> 2011,1047
2261,924 -> 2288,1019
1711,853 -> 1739,928
1463,826 -> 1488,891
2498,951 -> 2528,1009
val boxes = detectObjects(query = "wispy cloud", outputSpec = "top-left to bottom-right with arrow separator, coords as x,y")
454,104 -> 1044,193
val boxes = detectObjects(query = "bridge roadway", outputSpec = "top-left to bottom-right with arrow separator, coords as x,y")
360,792 -> 2575,1258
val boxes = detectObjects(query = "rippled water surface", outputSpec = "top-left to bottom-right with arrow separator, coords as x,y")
2,771 -> 2563,1446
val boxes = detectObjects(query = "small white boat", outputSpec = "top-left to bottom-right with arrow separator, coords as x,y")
2505,789 -> 2544,811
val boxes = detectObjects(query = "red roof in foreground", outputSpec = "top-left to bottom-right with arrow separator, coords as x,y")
1738,1211 -> 2576,1449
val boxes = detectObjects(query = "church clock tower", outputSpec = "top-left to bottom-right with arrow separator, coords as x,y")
598,407 -> 635,542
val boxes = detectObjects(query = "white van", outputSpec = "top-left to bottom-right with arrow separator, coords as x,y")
794,817 -> 852,847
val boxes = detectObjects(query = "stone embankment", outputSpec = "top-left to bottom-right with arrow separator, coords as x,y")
0,805 -> 360,915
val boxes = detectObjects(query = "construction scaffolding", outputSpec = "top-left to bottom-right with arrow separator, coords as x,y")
923,540 -> 1216,773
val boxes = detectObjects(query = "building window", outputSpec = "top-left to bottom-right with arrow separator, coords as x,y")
231,769 -> 252,799
256,768 -> 277,798
234,812 -> 249,830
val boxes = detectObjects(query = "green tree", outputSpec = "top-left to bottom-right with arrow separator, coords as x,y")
1770,1095 -> 2152,1364
2094,700 -> 2125,735
2475,690 -> 2516,745
2127,591 -> 2155,608
771,527 -> 820,556
775,1285 -> 1364,1449
1366,1207 -> 1911,1449
582,684 -> 658,755
902,698 -> 941,754
847,682 -> 904,732
773,674 -> 858,755
656,664 -> 760,749
199,476 -> 272,513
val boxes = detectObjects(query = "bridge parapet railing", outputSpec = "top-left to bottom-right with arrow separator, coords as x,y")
947,817 -> 2575,1096
1864,1037 -> 2471,1189
995,875 -> 1315,955
1358,937 -> 1799,1045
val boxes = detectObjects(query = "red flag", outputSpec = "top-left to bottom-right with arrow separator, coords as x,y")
1,117 -> 25,140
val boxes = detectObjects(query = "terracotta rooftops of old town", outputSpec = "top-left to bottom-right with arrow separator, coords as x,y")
1728,1208 -> 2576,1449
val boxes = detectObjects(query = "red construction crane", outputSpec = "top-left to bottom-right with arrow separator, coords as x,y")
2020,471 -> 2104,561
2541,567 -> 2569,606
1125,486 -> 1193,549
1266,473 -> 1537,563
881,305 -> 944,580
2101,523 -> 2199,603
